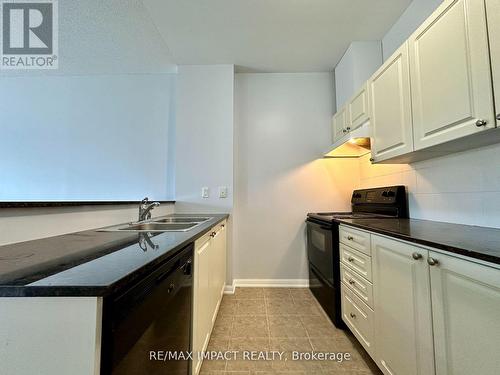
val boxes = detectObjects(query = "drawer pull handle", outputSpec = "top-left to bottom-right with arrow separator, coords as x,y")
347,257 -> 355,262
350,313 -> 356,319
427,257 -> 439,266
349,279 -> 356,285
347,236 -> 354,241
412,252 -> 423,260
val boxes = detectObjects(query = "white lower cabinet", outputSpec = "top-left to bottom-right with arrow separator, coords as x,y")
429,251 -> 500,375
372,235 -> 434,375
340,225 -> 500,375
192,221 -> 227,375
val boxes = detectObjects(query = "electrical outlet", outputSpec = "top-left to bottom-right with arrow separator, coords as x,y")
219,186 -> 228,198
201,187 -> 209,198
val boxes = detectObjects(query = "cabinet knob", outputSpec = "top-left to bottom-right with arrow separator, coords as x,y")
346,126 -> 351,131
342,129 -> 348,133
412,252 -> 423,260
350,312 -> 356,319
427,257 -> 439,266
475,119 -> 488,127
210,232 -> 216,238
167,283 -> 175,293
369,158 -> 375,162
347,235 -> 354,241
347,256 -> 355,262
348,279 -> 356,285
496,114 -> 500,121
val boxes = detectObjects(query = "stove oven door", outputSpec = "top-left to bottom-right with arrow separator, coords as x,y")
306,219 -> 334,285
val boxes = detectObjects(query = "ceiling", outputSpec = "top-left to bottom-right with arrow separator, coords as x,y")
143,0 -> 412,72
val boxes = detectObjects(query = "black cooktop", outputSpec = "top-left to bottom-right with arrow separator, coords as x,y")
308,186 -> 408,223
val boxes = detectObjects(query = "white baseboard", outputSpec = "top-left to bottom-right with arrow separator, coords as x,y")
223,279 -> 309,293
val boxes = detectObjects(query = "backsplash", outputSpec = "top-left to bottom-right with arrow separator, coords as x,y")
357,142 -> 500,229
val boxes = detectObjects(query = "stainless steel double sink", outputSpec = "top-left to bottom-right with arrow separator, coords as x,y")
99,217 -> 211,232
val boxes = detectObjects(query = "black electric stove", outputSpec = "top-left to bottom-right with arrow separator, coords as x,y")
306,186 -> 407,328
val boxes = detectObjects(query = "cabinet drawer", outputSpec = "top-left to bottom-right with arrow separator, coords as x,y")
339,226 -> 371,255
340,263 -> 374,308
340,243 -> 372,282
341,284 -> 375,357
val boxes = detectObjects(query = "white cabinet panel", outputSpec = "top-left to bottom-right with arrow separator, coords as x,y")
340,243 -> 372,282
192,237 -> 211,375
340,263 -> 374,308
332,105 -> 348,143
372,235 -> 435,375
370,42 -> 414,162
486,0 -> 500,126
192,222 -> 227,375
409,0 -> 495,150
429,252 -> 500,375
339,225 -> 371,255
341,284 -> 375,357
349,83 -> 370,131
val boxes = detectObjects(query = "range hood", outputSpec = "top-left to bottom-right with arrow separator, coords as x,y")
324,122 -> 372,158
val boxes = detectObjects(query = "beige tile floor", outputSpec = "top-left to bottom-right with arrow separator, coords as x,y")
200,287 -> 382,375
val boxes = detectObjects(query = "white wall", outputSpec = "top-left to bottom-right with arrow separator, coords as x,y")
358,143 -> 500,228
234,73 -> 359,282
0,203 -> 175,246
0,74 -> 176,201
174,65 -> 235,283
174,65 -> 235,213
0,0 -> 176,201
382,0 -> 443,59
334,41 -> 382,108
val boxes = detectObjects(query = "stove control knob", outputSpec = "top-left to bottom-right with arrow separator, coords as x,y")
382,191 -> 388,197
387,191 -> 396,197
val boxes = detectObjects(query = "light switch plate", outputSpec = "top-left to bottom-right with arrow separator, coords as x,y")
219,186 -> 228,198
201,187 -> 209,198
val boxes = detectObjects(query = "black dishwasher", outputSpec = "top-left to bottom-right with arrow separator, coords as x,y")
101,244 -> 193,375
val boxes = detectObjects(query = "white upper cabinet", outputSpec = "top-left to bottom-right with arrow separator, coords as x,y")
332,105 -> 348,143
348,83 -> 370,131
369,42 -> 414,162
429,251 -> 500,375
409,0 -> 495,150
486,0 -> 500,127
372,235 -> 435,375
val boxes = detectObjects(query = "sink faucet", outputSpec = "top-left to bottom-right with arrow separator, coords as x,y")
138,197 -> 160,222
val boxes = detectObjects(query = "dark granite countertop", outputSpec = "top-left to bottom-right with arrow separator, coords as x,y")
336,218 -> 500,265
0,214 -> 228,297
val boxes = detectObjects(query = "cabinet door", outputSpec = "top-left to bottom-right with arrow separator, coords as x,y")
372,235 -> 434,375
370,42 -> 414,162
409,0 -> 495,150
486,0 -> 500,126
349,83 -> 370,131
429,252 -> 500,375
208,224 -> 226,325
193,238 -> 211,375
332,105 -> 348,143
